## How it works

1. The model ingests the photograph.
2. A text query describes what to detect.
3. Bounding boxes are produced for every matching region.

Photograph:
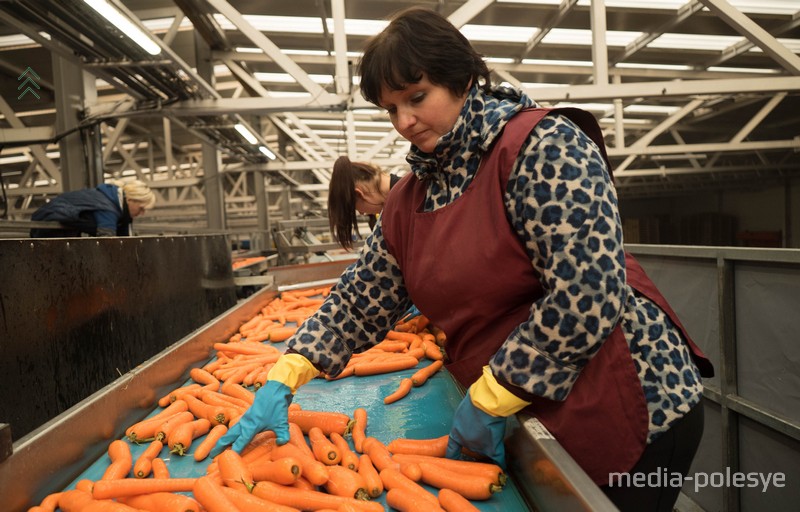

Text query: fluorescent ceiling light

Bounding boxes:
[84,0,161,55]
[253,72,333,84]
[521,82,569,89]
[259,146,276,160]
[496,0,799,15]
[234,123,258,144]
[542,28,642,46]
[706,66,780,74]
[648,33,741,51]
[522,58,594,67]
[616,62,692,71]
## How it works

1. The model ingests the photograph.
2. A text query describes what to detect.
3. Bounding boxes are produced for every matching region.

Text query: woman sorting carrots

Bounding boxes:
[215,7,713,511]
[327,156,403,250]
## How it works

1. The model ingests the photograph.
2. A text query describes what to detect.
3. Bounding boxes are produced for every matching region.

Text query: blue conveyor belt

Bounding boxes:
[62,340,530,511]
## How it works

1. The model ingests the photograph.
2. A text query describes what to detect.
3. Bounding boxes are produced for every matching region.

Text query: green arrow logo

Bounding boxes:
[18,66,41,99]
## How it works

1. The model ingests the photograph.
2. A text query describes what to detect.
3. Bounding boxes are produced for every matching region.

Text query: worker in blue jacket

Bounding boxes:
[30,179,155,238]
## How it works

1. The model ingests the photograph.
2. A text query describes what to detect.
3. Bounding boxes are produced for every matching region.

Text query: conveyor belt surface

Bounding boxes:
[58,333,530,510]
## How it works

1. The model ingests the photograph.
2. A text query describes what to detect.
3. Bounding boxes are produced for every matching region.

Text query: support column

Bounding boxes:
[251,170,270,252]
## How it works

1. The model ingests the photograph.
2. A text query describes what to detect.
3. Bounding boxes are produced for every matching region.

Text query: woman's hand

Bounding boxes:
[446,390,509,467]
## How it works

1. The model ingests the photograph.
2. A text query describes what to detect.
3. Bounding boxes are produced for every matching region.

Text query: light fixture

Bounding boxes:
[234,123,258,144]
[84,0,161,55]
[259,146,276,160]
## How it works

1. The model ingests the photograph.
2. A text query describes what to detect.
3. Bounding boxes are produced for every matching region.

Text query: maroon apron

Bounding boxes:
[382,108,713,484]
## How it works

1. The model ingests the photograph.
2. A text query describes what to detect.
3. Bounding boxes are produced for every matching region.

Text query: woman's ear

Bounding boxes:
[354,186,366,200]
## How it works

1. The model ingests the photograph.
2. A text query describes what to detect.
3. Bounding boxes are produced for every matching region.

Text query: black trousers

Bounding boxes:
[601,402,704,512]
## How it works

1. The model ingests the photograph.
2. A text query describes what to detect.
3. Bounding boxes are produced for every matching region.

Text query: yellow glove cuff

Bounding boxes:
[469,366,531,417]
[267,353,320,394]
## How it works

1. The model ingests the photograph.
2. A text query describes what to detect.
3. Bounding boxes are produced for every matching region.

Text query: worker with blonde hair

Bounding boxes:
[30,178,156,237]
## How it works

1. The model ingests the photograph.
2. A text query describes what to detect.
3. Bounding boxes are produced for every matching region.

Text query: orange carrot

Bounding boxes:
[288,422,314,458]
[32,491,62,512]
[362,437,397,471]
[410,360,444,387]
[158,383,202,407]
[330,432,359,471]
[194,424,229,462]
[272,442,330,486]
[249,456,302,485]
[125,400,189,442]
[353,356,419,376]
[252,481,384,512]
[151,458,169,479]
[309,427,341,465]
[288,410,352,436]
[324,465,369,500]
[217,448,255,492]
[390,454,505,486]
[438,488,481,512]
[192,476,240,512]
[400,462,422,482]
[191,366,222,389]
[417,462,502,500]
[379,467,439,506]
[132,439,163,478]
[267,326,298,342]
[351,408,368,453]
[386,487,446,512]
[120,492,202,512]
[155,411,195,443]
[291,476,316,491]
[387,435,449,457]
[91,478,197,499]
[218,485,301,512]
[385,331,423,345]
[357,454,383,499]
[56,490,93,512]
[423,341,444,361]
[183,394,230,427]
[101,440,132,480]
[72,501,140,512]
[220,381,255,405]
[169,418,211,456]
[384,378,413,405]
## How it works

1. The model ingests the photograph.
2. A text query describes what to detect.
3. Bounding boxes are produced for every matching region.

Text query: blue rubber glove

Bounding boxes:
[401,304,421,322]
[211,380,292,455]
[446,389,509,468]
[446,366,531,468]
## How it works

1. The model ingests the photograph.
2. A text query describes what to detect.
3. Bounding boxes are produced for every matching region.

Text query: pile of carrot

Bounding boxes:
[28,287,503,512]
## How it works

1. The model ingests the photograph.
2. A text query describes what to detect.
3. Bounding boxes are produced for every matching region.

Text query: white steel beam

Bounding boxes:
[447,0,495,28]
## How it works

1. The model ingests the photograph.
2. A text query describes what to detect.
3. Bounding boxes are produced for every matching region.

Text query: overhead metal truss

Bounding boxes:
[0,0,798,231]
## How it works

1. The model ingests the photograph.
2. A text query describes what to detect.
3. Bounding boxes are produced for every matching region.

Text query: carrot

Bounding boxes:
[194,424,229,462]
[249,456,302,485]
[151,458,170,479]
[191,366,222,388]
[119,492,202,512]
[75,479,94,492]
[288,422,314,458]
[362,437,397,471]
[288,410,352,436]
[324,465,370,500]
[438,488,481,512]
[169,418,211,456]
[158,383,202,407]
[213,341,278,356]
[330,432,359,470]
[400,462,422,482]
[353,356,419,376]
[379,467,439,506]
[417,462,502,500]
[387,435,449,457]
[410,360,444,386]
[32,491,62,512]
[218,485,301,512]
[200,389,251,411]
[272,442,330,486]
[220,381,255,405]
[92,478,196,499]
[217,449,255,490]
[292,476,316,491]
[267,326,298,342]
[357,454,383,499]
[56,490,93,512]
[386,487,446,512]
[423,341,444,361]
[351,408,368,453]
[77,501,142,512]
[125,400,189,442]
[133,439,163,478]
[101,440,132,480]
[252,481,384,512]
[390,454,506,486]
[192,476,240,512]
[384,378,413,405]
[155,411,195,443]
[309,427,341,465]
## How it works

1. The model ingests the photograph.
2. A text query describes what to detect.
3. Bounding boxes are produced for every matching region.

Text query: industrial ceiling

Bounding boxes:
[0,0,798,236]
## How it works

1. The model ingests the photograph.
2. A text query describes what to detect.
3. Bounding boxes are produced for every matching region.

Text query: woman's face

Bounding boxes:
[127,198,147,218]
[379,74,466,153]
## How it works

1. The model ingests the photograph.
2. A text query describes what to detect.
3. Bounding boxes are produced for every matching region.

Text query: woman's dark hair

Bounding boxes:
[328,156,382,250]
[359,6,491,107]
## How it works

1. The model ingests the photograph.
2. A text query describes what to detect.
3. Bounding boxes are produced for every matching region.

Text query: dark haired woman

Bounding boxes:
[327,156,401,250]
[216,8,712,511]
